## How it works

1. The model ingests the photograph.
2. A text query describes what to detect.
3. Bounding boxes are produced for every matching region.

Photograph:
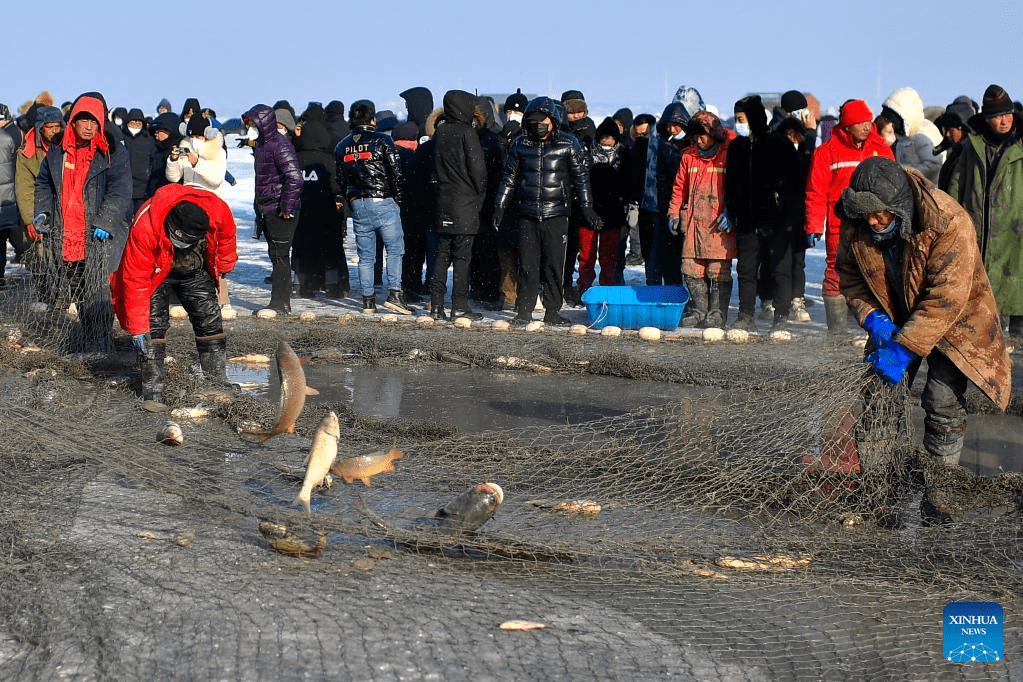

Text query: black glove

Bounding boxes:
[582,207,603,230]
[492,207,504,231]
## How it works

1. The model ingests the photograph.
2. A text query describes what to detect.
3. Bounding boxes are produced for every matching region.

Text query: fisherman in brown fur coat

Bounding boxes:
[836,156,1011,524]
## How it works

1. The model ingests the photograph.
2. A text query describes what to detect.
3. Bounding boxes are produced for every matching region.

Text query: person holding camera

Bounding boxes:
[166,114,227,197]
[111,183,237,406]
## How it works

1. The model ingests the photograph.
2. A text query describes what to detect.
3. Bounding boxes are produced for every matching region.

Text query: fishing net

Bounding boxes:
[0,272,1020,681]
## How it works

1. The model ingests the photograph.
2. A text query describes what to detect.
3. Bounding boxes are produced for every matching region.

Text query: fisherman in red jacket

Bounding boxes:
[804,99,894,332]
[110,183,237,406]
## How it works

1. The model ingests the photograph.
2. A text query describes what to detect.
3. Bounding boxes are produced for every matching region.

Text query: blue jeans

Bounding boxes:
[350,198,404,296]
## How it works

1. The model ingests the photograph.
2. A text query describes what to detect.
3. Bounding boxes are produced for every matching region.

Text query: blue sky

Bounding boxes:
[6,1,1021,121]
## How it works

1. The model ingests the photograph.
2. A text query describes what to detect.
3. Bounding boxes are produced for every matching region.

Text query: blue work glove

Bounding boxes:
[33,212,50,234]
[865,340,916,384]
[714,211,733,233]
[806,232,822,248]
[862,310,898,349]
[667,217,680,235]
[131,333,148,353]
[91,227,111,240]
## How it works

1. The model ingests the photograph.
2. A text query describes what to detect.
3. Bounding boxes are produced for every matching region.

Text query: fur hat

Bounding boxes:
[840,156,914,240]
[349,99,376,127]
[560,89,587,115]
[504,89,528,114]
[981,84,1013,118]
[165,201,210,248]
[839,99,873,128]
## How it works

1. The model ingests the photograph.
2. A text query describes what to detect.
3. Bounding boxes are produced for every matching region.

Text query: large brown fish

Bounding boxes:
[243,341,318,442]
[293,411,340,513]
[331,446,404,486]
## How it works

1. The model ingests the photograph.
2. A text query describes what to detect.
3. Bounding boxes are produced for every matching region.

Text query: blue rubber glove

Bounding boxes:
[132,334,148,353]
[865,340,916,384]
[91,227,111,240]
[667,217,680,235]
[862,310,899,349]
[806,232,822,248]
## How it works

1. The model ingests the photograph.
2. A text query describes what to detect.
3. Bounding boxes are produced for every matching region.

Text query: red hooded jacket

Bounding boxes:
[805,126,894,239]
[110,184,237,334]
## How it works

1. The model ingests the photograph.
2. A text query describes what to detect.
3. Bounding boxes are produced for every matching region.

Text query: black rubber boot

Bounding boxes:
[706,279,731,328]
[681,277,708,328]
[823,295,850,335]
[141,339,167,405]
[362,296,376,314]
[383,289,416,315]
[196,335,229,385]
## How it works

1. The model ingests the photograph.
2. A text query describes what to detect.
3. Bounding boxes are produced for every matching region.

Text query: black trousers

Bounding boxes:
[259,206,298,309]
[150,268,224,340]
[920,350,968,462]
[516,215,568,319]
[736,226,793,318]
[431,233,475,311]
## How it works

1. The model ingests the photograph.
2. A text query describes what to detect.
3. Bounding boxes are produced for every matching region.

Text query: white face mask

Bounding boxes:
[114,118,123,126]
[670,130,686,141]
[734,122,750,137]
[507,111,523,124]
[600,144,615,151]
[246,126,259,140]
[127,126,142,136]
[191,136,204,148]
[278,127,288,136]
[883,133,897,146]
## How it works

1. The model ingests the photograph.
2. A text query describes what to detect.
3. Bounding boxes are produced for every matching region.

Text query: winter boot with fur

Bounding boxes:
[681,277,708,328]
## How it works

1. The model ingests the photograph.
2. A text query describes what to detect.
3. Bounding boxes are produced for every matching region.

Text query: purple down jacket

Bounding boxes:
[243,104,302,214]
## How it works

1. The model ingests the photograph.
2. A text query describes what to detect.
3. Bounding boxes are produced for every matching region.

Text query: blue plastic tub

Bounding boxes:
[580,285,689,330]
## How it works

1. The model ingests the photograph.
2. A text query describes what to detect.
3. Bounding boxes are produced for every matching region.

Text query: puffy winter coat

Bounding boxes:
[34,123,132,272]
[805,126,894,239]
[0,124,17,228]
[494,97,593,221]
[110,183,237,335]
[434,90,487,233]
[294,120,342,264]
[668,141,736,261]
[243,104,302,214]
[838,168,1010,410]
[335,125,404,201]
[725,103,804,234]
[589,140,630,226]
[165,129,227,198]
[124,128,157,201]
[947,114,1023,315]
[882,87,944,184]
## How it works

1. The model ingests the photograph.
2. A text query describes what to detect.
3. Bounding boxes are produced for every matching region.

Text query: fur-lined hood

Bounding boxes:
[425,107,445,138]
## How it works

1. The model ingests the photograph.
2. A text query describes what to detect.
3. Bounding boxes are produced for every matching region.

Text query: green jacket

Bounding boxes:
[947,126,1023,315]
[16,145,46,226]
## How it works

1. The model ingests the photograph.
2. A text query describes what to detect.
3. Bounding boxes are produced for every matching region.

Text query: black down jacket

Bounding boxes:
[494,97,593,221]
[434,89,487,233]
[334,126,404,201]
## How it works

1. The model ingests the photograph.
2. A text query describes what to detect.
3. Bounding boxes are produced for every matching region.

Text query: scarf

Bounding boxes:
[60,96,109,262]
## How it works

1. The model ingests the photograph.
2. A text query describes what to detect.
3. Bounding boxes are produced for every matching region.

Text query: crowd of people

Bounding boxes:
[0,84,1017,516]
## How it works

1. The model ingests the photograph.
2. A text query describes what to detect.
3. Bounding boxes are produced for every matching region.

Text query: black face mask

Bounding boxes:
[526,121,550,140]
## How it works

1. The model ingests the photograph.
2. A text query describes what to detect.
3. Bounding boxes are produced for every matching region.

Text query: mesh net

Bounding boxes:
[1,270,1020,680]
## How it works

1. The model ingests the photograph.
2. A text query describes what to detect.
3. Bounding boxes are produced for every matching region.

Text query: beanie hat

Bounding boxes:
[839,99,873,128]
[780,90,808,113]
[504,88,528,114]
[560,89,587,115]
[185,115,210,138]
[981,84,1013,118]
[165,201,210,248]
[349,99,376,127]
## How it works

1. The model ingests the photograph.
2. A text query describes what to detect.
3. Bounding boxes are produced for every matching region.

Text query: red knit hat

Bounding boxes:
[839,99,872,128]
